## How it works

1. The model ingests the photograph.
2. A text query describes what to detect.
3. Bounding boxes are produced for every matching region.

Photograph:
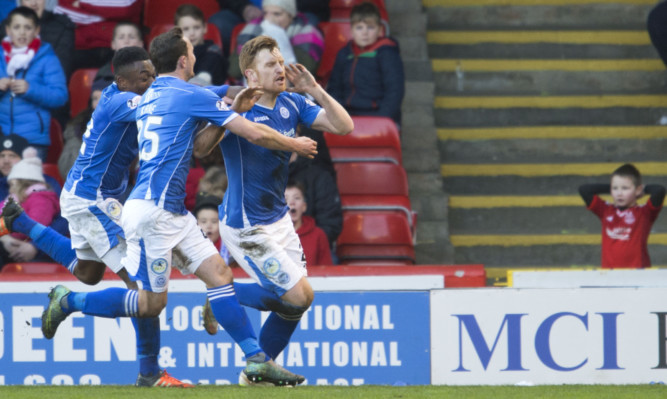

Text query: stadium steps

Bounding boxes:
[425,0,667,273]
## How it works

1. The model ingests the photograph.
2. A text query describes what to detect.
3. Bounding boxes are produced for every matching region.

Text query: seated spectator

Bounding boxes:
[54,0,143,70]
[194,191,234,266]
[229,0,324,80]
[209,0,329,57]
[0,134,61,200]
[19,0,75,79]
[94,22,144,85]
[326,2,405,126]
[0,6,68,160]
[57,78,110,180]
[198,165,228,199]
[285,180,332,265]
[288,149,342,250]
[175,4,228,86]
[0,147,62,265]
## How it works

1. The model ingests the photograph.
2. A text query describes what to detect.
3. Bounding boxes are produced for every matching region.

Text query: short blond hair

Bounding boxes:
[239,35,279,75]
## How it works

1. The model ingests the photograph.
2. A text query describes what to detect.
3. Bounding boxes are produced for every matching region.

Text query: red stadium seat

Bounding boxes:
[316,22,351,86]
[143,0,220,29]
[47,119,63,164]
[336,212,415,265]
[324,116,402,164]
[146,23,223,51]
[43,163,64,186]
[229,23,246,55]
[68,68,98,118]
[329,0,389,22]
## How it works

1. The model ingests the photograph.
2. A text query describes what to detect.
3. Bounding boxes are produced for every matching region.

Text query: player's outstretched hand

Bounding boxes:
[285,64,318,93]
[294,136,318,159]
[231,87,264,113]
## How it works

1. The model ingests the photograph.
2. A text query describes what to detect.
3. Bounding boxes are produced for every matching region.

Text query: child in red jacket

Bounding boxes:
[285,180,332,266]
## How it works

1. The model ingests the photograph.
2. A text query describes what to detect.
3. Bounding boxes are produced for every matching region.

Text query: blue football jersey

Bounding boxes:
[64,83,141,201]
[219,91,322,228]
[130,76,236,214]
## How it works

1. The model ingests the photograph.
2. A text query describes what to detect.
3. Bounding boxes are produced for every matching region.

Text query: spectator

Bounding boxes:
[175,4,228,86]
[285,180,332,266]
[288,150,342,250]
[210,1,329,58]
[228,0,324,80]
[93,21,144,85]
[198,165,228,199]
[579,163,666,268]
[326,2,405,126]
[0,6,68,160]
[57,78,110,180]
[54,0,143,70]
[0,134,61,200]
[0,146,62,264]
[194,191,235,266]
[648,1,667,68]
[19,0,75,79]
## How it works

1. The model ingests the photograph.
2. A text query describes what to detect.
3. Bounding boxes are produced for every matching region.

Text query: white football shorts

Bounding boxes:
[220,212,307,297]
[60,188,126,273]
[121,199,218,293]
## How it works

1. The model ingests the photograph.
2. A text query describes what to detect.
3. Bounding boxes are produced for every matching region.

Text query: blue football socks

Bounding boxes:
[259,312,302,360]
[207,284,262,358]
[11,211,37,235]
[64,288,138,318]
[30,224,78,272]
[132,317,160,377]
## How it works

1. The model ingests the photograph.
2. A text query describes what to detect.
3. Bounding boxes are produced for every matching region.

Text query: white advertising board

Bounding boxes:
[431,288,667,385]
[510,269,667,289]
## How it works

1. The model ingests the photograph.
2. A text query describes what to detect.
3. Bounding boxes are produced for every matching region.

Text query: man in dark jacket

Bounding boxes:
[288,152,342,249]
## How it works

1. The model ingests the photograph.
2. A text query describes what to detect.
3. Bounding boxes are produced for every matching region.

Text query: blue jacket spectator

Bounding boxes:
[326,36,405,126]
[1,7,67,160]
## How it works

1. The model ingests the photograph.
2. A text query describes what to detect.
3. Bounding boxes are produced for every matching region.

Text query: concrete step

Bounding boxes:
[425,4,652,30]
[435,107,667,127]
[441,175,667,195]
[437,125,667,140]
[427,30,651,45]
[439,138,667,163]
[449,205,667,235]
[435,70,667,95]
[428,43,658,59]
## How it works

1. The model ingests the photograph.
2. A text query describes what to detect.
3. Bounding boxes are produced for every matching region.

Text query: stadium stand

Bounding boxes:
[329,0,389,24]
[47,119,63,164]
[43,163,64,186]
[316,21,351,85]
[68,68,98,118]
[324,116,402,165]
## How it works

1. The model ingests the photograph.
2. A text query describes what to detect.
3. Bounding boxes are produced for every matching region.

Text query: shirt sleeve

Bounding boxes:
[588,195,608,219]
[110,92,141,123]
[204,84,230,98]
[290,92,322,128]
[189,86,239,127]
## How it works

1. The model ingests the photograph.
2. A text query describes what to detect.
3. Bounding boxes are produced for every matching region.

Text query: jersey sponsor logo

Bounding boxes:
[154,275,167,288]
[280,106,290,119]
[127,96,141,109]
[151,258,168,274]
[254,116,270,122]
[105,199,122,220]
[605,227,631,241]
[277,272,290,285]
[263,257,281,276]
[216,100,230,111]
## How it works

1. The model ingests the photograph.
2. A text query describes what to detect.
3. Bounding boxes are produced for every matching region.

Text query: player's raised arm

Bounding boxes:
[225,117,318,159]
[285,63,354,136]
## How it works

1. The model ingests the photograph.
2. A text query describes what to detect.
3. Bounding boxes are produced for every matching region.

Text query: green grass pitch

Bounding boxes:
[1,385,666,398]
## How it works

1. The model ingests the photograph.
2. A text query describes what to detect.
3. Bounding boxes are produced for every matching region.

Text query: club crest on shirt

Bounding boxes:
[305,98,316,107]
[280,106,289,119]
[127,95,141,109]
[216,100,230,111]
[263,258,281,276]
[151,258,168,274]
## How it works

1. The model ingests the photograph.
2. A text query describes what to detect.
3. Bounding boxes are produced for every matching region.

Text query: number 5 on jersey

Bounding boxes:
[137,116,162,161]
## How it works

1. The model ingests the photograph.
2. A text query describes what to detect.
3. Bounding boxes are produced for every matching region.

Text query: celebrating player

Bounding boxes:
[39,28,316,386]
[196,35,353,385]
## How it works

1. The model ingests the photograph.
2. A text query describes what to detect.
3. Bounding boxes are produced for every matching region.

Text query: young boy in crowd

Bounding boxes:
[579,163,666,268]
[326,1,404,126]
[194,192,233,266]
[285,180,332,266]
[175,4,228,86]
[94,22,144,85]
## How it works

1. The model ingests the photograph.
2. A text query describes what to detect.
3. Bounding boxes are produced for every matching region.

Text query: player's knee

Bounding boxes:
[73,262,105,285]
[138,291,167,317]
